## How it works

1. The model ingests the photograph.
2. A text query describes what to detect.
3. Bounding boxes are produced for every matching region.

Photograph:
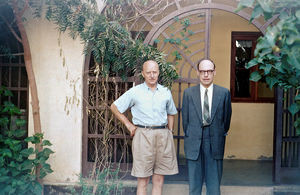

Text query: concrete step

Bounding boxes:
[148,184,273,195]
[121,181,300,195]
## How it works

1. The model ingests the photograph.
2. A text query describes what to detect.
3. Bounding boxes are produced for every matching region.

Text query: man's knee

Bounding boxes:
[152,174,164,187]
[137,177,150,187]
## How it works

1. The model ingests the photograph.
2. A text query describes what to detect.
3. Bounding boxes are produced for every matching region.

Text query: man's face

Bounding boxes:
[142,61,159,87]
[197,60,216,88]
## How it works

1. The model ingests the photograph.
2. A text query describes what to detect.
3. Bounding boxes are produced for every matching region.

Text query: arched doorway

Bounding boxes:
[82,0,278,176]
[128,0,275,165]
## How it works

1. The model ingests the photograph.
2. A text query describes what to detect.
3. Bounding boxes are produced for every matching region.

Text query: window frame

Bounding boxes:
[230,31,274,103]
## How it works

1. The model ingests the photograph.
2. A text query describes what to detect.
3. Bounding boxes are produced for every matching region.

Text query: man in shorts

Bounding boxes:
[110,60,178,195]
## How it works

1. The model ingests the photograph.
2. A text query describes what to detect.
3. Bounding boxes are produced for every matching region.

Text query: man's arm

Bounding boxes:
[224,90,232,133]
[110,103,136,136]
[167,114,175,131]
[181,90,189,136]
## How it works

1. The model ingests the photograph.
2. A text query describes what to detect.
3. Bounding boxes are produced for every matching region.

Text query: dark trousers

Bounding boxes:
[187,126,223,195]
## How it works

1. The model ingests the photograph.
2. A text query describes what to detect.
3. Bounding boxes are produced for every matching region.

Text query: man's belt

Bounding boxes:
[136,124,167,129]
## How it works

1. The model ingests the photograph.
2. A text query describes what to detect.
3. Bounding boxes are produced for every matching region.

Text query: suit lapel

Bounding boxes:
[211,85,221,121]
[191,85,203,123]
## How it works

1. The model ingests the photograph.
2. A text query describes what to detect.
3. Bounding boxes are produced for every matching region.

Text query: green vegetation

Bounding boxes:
[237,0,300,134]
[0,87,53,194]
[45,0,178,88]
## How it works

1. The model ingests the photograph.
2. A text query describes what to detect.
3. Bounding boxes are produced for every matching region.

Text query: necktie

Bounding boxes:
[203,89,210,126]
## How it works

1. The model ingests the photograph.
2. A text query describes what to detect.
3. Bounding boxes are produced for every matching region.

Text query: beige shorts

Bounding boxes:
[131,127,178,177]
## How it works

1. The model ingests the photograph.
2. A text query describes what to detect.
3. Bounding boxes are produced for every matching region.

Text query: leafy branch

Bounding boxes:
[236,0,300,134]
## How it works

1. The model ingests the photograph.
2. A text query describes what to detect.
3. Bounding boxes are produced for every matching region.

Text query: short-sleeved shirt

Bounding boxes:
[113,82,177,126]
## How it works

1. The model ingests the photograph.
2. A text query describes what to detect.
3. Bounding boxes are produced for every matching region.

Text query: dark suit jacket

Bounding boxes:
[182,84,232,160]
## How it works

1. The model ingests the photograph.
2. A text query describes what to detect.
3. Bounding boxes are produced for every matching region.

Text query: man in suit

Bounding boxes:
[182,59,232,195]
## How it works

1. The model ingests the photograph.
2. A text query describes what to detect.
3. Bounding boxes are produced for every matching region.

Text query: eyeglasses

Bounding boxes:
[199,69,215,75]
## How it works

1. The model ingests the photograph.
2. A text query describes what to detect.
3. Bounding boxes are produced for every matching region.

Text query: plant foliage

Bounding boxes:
[0,87,54,194]
[237,0,300,135]
[68,168,123,195]
[45,0,178,88]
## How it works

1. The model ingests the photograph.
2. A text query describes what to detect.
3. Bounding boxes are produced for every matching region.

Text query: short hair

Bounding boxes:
[197,58,216,70]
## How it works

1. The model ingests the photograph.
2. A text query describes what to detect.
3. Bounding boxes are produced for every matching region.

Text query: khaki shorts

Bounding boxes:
[131,127,178,177]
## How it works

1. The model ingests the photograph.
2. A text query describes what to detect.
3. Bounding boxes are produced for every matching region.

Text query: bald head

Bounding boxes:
[142,60,159,89]
[142,60,159,71]
[197,58,216,88]
[198,59,215,70]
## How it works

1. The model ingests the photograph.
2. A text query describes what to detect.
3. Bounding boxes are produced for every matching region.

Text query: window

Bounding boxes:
[0,7,28,138]
[230,32,274,103]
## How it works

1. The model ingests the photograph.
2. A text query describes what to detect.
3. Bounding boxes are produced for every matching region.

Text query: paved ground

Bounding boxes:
[44,160,300,194]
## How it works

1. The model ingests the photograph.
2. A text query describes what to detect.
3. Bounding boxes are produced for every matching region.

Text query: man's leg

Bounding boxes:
[152,174,164,195]
[187,150,204,195]
[137,177,150,195]
[202,128,223,195]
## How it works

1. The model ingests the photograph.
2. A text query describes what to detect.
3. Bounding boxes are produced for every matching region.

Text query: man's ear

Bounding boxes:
[214,70,216,76]
[141,71,145,78]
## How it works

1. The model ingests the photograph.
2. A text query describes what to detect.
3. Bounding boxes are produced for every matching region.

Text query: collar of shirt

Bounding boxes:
[143,82,162,91]
[200,83,213,93]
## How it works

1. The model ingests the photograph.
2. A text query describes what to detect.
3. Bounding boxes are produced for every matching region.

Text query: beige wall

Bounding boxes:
[25,17,84,183]
[210,10,274,160]
[143,8,274,160]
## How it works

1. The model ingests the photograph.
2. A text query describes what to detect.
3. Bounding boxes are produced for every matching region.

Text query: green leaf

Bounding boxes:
[235,0,255,13]
[188,30,194,35]
[295,94,300,101]
[286,34,299,45]
[263,64,273,75]
[4,90,13,97]
[1,148,12,158]
[249,71,262,82]
[296,10,300,20]
[25,136,35,143]
[250,4,263,22]
[15,118,26,127]
[287,48,300,70]
[296,126,300,136]
[246,58,258,69]
[288,103,300,116]
[20,148,34,157]
[257,0,272,13]
[0,176,10,182]
[41,148,54,157]
[0,117,9,127]
[13,129,26,138]
[259,48,272,57]
[42,140,52,146]
[295,118,300,136]
[266,76,278,89]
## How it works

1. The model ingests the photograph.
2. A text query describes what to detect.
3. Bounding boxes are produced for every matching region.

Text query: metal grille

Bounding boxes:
[274,88,300,183]
[129,0,213,165]
[0,55,28,137]
[82,53,139,176]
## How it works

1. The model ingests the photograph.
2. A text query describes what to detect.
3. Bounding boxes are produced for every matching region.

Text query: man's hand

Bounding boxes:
[127,123,137,137]
[111,103,136,136]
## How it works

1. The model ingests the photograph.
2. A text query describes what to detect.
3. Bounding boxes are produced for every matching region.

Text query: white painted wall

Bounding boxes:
[25,17,84,183]
[23,0,106,185]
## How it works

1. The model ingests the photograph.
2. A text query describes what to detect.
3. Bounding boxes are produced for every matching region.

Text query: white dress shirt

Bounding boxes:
[200,84,213,122]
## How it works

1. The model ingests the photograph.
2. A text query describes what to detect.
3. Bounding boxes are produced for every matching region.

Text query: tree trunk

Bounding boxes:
[12,1,43,182]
